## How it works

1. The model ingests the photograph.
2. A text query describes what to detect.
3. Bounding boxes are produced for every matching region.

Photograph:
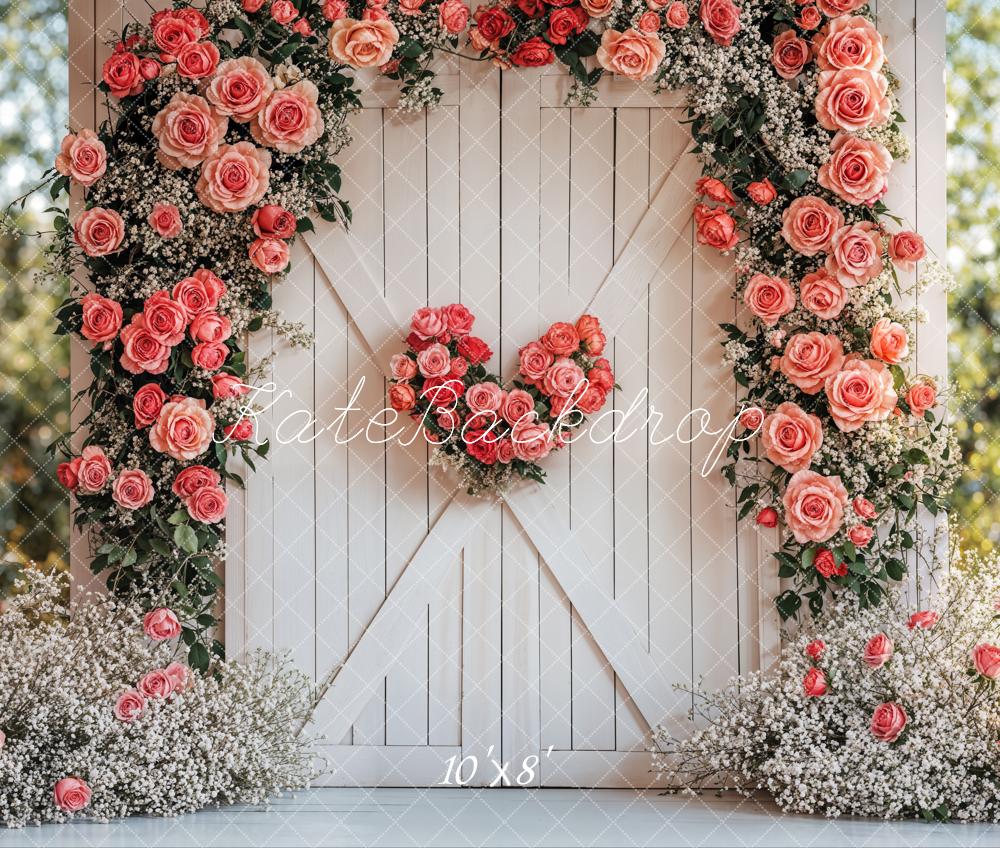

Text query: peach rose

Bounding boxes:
[328,18,399,68]
[172,465,221,498]
[519,341,554,382]
[143,607,181,640]
[173,269,226,317]
[120,315,171,375]
[581,0,614,17]
[74,207,125,257]
[143,290,188,346]
[798,268,846,320]
[152,92,228,170]
[905,381,936,417]
[824,358,897,432]
[818,132,891,207]
[863,630,894,666]
[694,203,739,250]
[80,292,122,346]
[665,1,689,27]
[696,176,736,205]
[889,230,926,271]
[815,14,883,72]
[252,81,324,154]
[148,202,183,238]
[511,420,553,462]
[746,178,777,204]
[114,689,146,722]
[816,0,868,15]
[55,128,107,187]
[439,0,470,32]
[389,353,417,381]
[249,237,290,273]
[53,777,91,813]
[848,524,873,546]
[149,397,215,461]
[112,469,154,510]
[780,196,844,256]
[802,667,827,697]
[743,273,795,327]
[870,702,906,743]
[853,496,876,519]
[972,643,1000,679]
[76,445,112,494]
[139,669,174,699]
[816,68,891,132]
[596,28,666,81]
[699,0,741,46]
[761,401,823,473]
[797,4,821,29]
[186,485,228,523]
[206,57,275,122]
[176,41,220,80]
[771,29,810,80]
[196,142,272,213]
[782,469,848,543]
[869,317,909,364]
[826,221,884,287]
[417,343,451,378]
[779,331,845,394]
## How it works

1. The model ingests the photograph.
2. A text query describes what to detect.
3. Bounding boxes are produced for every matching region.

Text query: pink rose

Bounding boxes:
[780,196,844,256]
[972,643,1000,679]
[57,459,81,491]
[761,402,823,473]
[511,420,553,462]
[815,14,884,72]
[781,469,848,543]
[143,607,181,640]
[196,142,272,214]
[172,465,222,498]
[293,18,313,35]
[905,382,936,417]
[826,221,884,288]
[694,203,739,250]
[399,0,424,14]
[328,18,400,68]
[816,68,891,132]
[696,177,736,205]
[818,132,892,206]
[889,231,926,271]
[271,0,298,24]
[79,292,123,346]
[165,662,191,691]
[848,524,873,546]
[148,202,183,238]
[224,418,255,442]
[743,273,795,327]
[797,4,821,29]
[519,340,554,383]
[805,639,825,660]
[140,58,162,80]
[869,317,909,364]
[323,0,349,19]
[206,57,274,122]
[55,128,107,186]
[251,81,324,154]
[824,358,897,432]
[53,777,91,812]
[417,343,451,378]
[852,496,876,519]
[739,407,763,431]
[466,382,504,413]
[173,269,226,317]
[139,669,174,699]
[581,0,614,17]
[212,373,248,399]
[149,397,215,461]
[143,290,188,346]
[186,484,228,523]
[112,469,154,510]
[411,306,446,340]
[779,332,845,394]
[190,311,233,343]
[772,29,810,80]
[120,315,171,375]
[907,610,939,630]
[74,207,125,257]
[191,341,229,371]
[817,0,870,19]
[802,667,827,697]
[252,204,297,238]
[863,633,893,667]
[152,12,199,60]
[249,237,290,273]
[542,358,586,398]
[442,303,475,336]
[76,445,112,494]
[133,383,167,428]
[114,689,146,722]
[176,41,220,80]
[439,0,470,31]
[102,51,143,98]
[244,0,266,11]
[388,382,417,411]
[596,28,666,82]
[390,354,418,381]
[501,389,536,426]
[665,1,689,27]
[746,178,777,204]
[152,92,228,170]
[699,0,741,46]
[798,268,846,320]
[870,702,907,743]
[756,506,778,528]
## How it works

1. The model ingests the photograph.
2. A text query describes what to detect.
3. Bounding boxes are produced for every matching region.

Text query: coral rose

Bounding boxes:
[699,0,741,46]
[779,331,845,394]
[176,41,220,80]
[80,292,122,347]
[863,632,893,667]
[869,317,909,364]
[74,207,124,257]
[799,268,846,320]
[760,401,823,473]
[780,196,844,256]
[389,382,417,411]
[826,221,884,288]
[501,389,535,426]
[143,607,181,640]
[511,420,553,462]
[390,353,418,381]
[53,777,91,813]
[76,445,112,494]
[805,639,825,660]
[696,177,736,205]
[191,341,229,371]
[114,690,146,722]
[112,469,154,510]
[186,485,228,523]
[249,237,290,273]
[152,92,228,170]
[149,397,215,461]
[802,667,827,697]
[252,205,297,238]
[972,643,1000,679]
[905,381,936,417]
[848,524,873,546]
[797,5,821,30]
[133,383,167,428]
[120,315,171,375]
[541,322,580,356]
[252,81,324,154]
[908,610,939,630]
[212,373,248,399]
[816,68,891,132]
[694,203,739,250]
[771,29,810,80]
[439,0,470,32]
[818,132,892,206]
[172,465,221,498]
[466,382,504,413]
[190,311,232,344]
[815,14,884,72]
[148,202,183,238]
[870,702,906,743]
[781,469,848,543]
[173,269,226,317]
[143,290,188,346]
[206,57,274,122]
[746,178,776,204]
[889,230,926,271]
[328,18,399,68]
[542,358,586,398]
[152,12,199,60]
[581,0,614,17]
[102,51,143,98]
[743,273,795,328]
[597,28,666,81]
[411,306,445,340]
[519,340,554,382]
[816,0,868,15]
[196,142,272,213]
[665,1,689,27]
[55,128,106,187]
[852,496,876,519]
[756,506,778,528]
[824,358,897,432]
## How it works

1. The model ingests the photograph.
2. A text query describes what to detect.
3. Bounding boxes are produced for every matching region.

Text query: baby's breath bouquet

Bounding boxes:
[0,571,319,827]
[656,550,1000,822]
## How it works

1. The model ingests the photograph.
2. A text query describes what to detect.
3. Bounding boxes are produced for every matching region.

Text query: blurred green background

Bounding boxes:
[0,0,997,582]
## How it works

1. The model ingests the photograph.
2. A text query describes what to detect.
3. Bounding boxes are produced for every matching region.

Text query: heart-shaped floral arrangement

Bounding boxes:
[388,304,615,495]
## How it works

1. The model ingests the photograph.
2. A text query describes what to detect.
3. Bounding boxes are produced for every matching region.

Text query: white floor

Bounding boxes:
[4,788,1000,847]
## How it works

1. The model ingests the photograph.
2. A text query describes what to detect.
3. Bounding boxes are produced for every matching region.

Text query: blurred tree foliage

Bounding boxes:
[0,0,68,591]
[948,0,1000,553]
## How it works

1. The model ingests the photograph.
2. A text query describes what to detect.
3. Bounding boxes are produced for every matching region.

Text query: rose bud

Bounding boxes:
[756,507,778,528]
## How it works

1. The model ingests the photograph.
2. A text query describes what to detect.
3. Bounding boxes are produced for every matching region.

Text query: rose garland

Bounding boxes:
[19,0,958,664]
[390,305,614,494]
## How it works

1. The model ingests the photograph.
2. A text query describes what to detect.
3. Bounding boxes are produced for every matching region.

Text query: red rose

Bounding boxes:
[464,429,499,465]
[813,547,846,579]
[755,506,778,528]
[134,383,167,428]
[802,667,827,697]
[252,205,297,238]
[517,0,546,16]
[57,459,81,491]
[540,322,580,356]
[474,7,516,42]
[389,382,417,411]
[547,6,589,45]
[804,639,825,660]
[224,418,255,442]
[457,335,493,365]
[511,36,555,67]
[102,52,143,98]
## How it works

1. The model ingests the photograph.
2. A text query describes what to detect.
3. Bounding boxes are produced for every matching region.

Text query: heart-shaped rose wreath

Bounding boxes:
[389,304,615,495]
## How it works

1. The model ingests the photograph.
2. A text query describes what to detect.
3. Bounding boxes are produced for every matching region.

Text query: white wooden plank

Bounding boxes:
[314,746,460,787]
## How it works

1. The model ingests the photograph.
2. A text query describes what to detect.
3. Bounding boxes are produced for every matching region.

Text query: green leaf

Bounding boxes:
[174,523,199,555]
[167,509,188,525]
[189,641,210,672]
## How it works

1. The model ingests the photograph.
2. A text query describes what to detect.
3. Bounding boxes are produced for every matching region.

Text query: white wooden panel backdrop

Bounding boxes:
[68,0,947,788]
